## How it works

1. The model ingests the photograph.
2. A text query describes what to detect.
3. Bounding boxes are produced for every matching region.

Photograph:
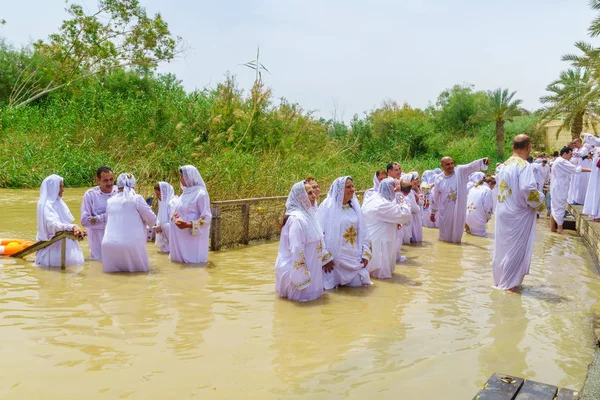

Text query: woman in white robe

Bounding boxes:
[363,170,387,200]
[361,178,411,279]
[465,176,495,237]
[169,165,212,263]
[275,181,333,301]
[421,170,436,228]
[409,172,424,243]
[467,172,485,194]
[154,182,178,253]
[34,175,85,268]
[317,176,373,288]
[102,174,157,273]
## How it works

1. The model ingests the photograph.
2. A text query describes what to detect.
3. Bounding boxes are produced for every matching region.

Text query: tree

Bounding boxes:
[9,0,181,108]
[434,84,488,133]
[540,68,598,140]
[480,88,523,159]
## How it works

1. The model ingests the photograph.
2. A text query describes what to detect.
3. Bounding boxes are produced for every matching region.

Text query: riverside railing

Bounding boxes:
[209,191,365,251]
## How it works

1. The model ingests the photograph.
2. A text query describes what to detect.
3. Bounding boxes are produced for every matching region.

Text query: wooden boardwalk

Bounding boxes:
[473,373,579,399]
[9,231,81,269]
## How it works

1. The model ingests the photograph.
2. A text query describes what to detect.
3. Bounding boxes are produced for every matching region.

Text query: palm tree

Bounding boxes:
[539,68,598,140]
[481,89,523,159]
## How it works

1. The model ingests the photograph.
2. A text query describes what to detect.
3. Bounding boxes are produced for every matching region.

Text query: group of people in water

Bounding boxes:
[35,165,212,272]
[275,133,583,300]
[32,131,600,298]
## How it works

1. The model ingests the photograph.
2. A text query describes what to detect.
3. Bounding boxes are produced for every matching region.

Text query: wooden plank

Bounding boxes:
[473,373,524,400]
[241,203,250,245]
[10,231,76,259]
[210,206,222,251]
[556,388,579,400]
[514,380,557,399]
[60,238,66,270]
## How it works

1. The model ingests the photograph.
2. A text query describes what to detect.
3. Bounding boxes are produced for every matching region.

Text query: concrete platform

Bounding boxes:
[567,205,600,266]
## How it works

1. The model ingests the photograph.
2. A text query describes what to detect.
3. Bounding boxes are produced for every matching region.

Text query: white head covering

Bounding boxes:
[157,182,175,226]
[285,181,322,243]
[469,172,485,185]
[377,177,396,201]
[410,171,419,181]
[36,174,74,241]
[180,165,207,192]
[317,176,367,261]
[117,173,137,199]
[421,170,434,184]
[433,168,442,175]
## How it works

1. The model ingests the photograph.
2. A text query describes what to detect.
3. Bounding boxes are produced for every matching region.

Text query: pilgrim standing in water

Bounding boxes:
[420,170,436,228]
[492,135,545,292]
[465,176,496,237]
[409,172,424,243]
[568,138,593,205]
[101,173,157,273]
[305,176,322,208]
[35,175,85,268]
[363,170,387,200]
[80,166,118,260]
[169,165,212,263]
[318,176,373,288]
[154,182,178,253]
[583,133,600,221]
[362,178,411,279]
[275,181,334,301]
[430,156,489,243]
[395,180,413,262]
[550,147,591,234]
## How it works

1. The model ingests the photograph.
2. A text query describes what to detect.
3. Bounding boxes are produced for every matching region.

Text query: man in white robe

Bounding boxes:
[583,133,600,221]
[430,156,490,243]
[493,135,545,291]
[551,146,591,234]
[395,180,413,262]
[81,166,118,260]
[362,178,411,279]
[568,138,593,205]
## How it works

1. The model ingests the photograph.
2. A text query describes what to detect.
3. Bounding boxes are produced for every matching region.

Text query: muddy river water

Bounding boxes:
[0,188,599,399]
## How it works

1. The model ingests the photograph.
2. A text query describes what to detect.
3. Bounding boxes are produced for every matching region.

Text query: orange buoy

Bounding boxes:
[0,239,33,256]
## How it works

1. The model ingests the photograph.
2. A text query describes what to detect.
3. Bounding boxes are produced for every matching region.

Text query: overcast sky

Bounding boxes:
[1,0,596,120]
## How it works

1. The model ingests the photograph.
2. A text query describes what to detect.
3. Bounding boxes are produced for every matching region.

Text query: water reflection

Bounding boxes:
[0,188,599,399]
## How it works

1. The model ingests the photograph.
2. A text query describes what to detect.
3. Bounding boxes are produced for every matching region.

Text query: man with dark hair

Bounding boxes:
[430,155,490,243]
[551,147,591,234]
[81,166,118,260]
[386,162,401,179]
[493,134,545,292]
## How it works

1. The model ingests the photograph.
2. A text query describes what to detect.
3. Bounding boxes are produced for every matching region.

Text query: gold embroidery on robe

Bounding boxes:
[447,189,457,202]
[293,251,308,272]
[527,190,541,204]
[498,179,512,203]
[343,225,358,246]
[503,156,527,168]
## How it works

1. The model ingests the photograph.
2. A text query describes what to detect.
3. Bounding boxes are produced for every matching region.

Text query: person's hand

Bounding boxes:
[175,220,192,230]
[361,258,369,268]
[155,226,163,233]
[483,157,490,166]
[430,214,436,223]
[72,225,86,239]
[322,260,334,273]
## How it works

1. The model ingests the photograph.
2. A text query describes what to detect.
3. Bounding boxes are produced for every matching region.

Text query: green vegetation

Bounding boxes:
[0,1,540,199]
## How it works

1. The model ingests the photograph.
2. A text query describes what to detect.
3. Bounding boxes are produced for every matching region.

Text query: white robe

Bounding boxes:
[35,202,84,268]
[323,205,372,289]
[80,186,118,260]
[551,157,582,225]
[169,188,212,263]
[432,159,488,243]
[155,197,178,253]
[101,193,157,273]
[583,135,600,218]
[465,184,493,237]
[492,156,544,290]
[421,184,435,228]
[410,190,424,243]
[362,192,411,279]
[402,191,421,244]
[569,144,593,205]
[275,217,332,301]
